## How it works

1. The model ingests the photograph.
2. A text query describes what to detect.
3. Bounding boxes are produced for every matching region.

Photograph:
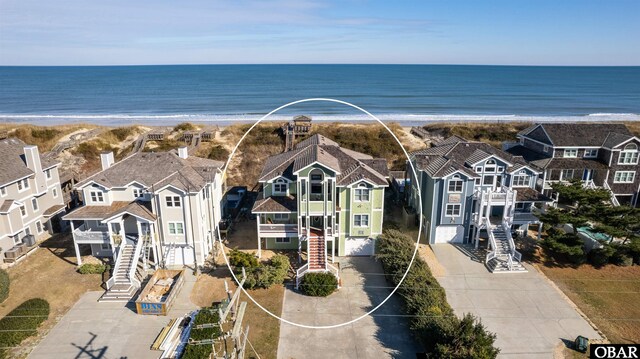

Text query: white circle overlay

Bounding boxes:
[216,98,423,329]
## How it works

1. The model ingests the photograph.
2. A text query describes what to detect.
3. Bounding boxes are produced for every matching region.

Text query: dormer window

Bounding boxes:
[584,149,598,158]
[564,149,578,158]
[448,175,463,193]
[619,143,639,165]
[512,170,530,187]
[90,191,104,203]
[273,179,287,195]
[133,188,144,198]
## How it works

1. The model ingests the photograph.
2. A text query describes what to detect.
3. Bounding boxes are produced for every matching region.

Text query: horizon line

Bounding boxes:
[1,63,640,68]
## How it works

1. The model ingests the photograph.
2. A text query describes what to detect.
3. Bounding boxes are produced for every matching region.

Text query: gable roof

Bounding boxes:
[76,151,223,192]
[522,123,633,147]
[411,136,535,178]
[0,138,58,187]
[259,134,388,186]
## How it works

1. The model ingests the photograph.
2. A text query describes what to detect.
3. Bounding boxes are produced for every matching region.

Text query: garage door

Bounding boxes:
[434,225,464,244]
[344,237,375,256]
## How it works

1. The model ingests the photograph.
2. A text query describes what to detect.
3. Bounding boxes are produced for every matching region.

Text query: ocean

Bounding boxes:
[0,65,639,126]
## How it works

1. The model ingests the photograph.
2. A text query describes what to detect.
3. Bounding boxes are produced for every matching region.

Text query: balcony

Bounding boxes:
[72,224,109,244]
[259,224,297,237]
[513,212,540,224]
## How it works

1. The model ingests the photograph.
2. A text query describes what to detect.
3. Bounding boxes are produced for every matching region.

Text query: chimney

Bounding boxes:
[23,145,43,173]
[100,151,115,170]
[178,147,189,159]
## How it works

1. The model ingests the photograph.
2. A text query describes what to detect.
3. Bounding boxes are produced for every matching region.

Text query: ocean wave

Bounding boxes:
[0,112,638,127]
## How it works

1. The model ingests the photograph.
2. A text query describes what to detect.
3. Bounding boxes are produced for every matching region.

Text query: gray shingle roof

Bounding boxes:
[63,200,155,221]
[259,134,388,186]
[252,196,297,213]
[411,136,534,178]
[525,123,632,147]
[76,151,223,192]
[0,138,58,187]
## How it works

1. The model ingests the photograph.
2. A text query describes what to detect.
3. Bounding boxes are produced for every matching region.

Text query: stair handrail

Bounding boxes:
[485,218,497,264]
[129,238,144,288]
[326,262,340,288]
[295,263,310,289]
[106,245,125,290]
[603,181,620,206]
[502,220,522,263]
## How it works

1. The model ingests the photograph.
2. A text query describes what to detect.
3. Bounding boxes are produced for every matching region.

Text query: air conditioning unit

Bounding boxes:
[14,243,26,254]
[22,234,36,247]
[4,246,21,260]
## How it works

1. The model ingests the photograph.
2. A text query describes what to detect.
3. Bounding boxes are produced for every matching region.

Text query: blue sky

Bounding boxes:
[1,0,639,66]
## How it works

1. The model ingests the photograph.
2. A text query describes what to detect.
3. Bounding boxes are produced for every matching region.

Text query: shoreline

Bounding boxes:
[1,113,639,127]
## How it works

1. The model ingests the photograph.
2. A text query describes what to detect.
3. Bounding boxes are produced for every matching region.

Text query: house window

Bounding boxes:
[36,221,43,233]
[275,237,291,243]
[475,166,482,173]
[20,205,27,217]
[354,184,370,201]
[564,149,578,158]
[561,169,575,180]
[584,149,598,158]
[619,143,639,165]
[52,188,58,198]
[273,179,287,194]
[166,196,181,207]
[614,171,635,183]
[273,213,289,222]
[354,214,369,227]
[0,186,5,196]
[25,227,31,236]
[12,235,21,245]
[483,175,494,185]
[94,220,107,229]
[168,222,185,235]
[474,178,481,186]
[45,169,52,179]
[32,198,39,212]
[445,204,461,217]
[515,202,526,210]
[484,160,496,173]
[90,191,104,203]
[17,178,29,191]
[101,243,111,250]
[448,175,463,193]
[512,171,530,187]
[133,188,144,198]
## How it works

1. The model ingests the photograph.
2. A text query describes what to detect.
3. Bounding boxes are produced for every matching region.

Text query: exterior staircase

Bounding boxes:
[307,236,326,271]
[99,240,143,302]
[486,225,527,273]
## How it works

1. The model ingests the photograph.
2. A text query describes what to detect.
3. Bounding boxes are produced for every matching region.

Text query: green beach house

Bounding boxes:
[252,134,389,283]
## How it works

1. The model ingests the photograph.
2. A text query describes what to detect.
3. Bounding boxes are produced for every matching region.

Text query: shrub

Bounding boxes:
[588,245,616,267]
[611,244,634,267]
[0,298,49,358]
[228,249,258,269]
[243,254,290,289]
[174,122,196,132]
[376,229,499,356]
[30,128,60,141]
[0,269,8,304]
[181,308,222,359]
[78,263,107,274]
[300,272,338,297]
[543,233,586,265]
[208,145,230,161]
[433,313,500,359]
[110,127,135,141]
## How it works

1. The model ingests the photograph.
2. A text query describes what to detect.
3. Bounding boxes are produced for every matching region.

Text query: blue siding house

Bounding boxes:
[407,136,551,272]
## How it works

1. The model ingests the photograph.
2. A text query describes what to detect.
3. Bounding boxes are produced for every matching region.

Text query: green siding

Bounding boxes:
[265,237,299,250]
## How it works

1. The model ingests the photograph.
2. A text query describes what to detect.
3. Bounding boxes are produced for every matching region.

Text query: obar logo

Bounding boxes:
[591,345,639,359]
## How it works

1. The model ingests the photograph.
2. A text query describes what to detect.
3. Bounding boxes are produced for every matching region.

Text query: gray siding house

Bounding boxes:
[407,136,550,272]
[0,138,66,265]
[63,147,224,301]
[507,123,640,207]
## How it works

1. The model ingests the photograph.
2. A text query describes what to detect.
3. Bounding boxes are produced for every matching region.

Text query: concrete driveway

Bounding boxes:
[278,257,421,359]
[431,244,601,358]
[28,272,199,359]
